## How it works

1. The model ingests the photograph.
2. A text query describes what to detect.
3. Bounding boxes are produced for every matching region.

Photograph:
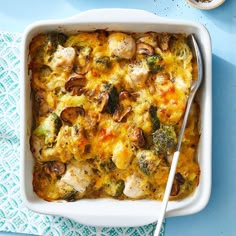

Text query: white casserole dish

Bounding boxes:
[20,8,212,227]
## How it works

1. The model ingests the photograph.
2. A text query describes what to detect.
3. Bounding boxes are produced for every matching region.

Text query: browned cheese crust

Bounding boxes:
[29,31,200,201]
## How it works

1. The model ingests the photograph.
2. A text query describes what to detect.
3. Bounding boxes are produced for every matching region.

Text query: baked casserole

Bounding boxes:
[29,30,200,202]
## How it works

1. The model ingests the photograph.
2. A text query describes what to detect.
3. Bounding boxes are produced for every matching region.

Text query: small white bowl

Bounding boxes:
[186,0,225,10]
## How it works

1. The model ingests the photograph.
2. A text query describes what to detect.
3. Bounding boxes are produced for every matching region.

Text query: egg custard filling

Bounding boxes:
[29,31,200,201]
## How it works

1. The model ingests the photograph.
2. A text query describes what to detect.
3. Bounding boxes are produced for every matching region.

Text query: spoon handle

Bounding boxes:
[153,151,180,236]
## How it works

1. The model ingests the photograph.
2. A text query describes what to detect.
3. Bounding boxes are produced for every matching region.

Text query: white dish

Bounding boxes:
[20,8,212,227]
[186,0,225,10]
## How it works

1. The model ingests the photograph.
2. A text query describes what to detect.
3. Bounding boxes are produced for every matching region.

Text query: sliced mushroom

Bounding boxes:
[119,91,139,101]
[170,173,185,196]
[175,172,185,185]
[113,106,132,122]
[170,179,180,196]
[158,34,171,51]
[137,33,158,48]
[34,90,49,116]
[44,161,66,176]
[60,106,85,126]
[65,75,87,96]
[129,127,146,148]
[119,91,130,100]
[136,43,154,56]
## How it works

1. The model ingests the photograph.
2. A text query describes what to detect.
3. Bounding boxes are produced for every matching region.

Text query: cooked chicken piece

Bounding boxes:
[108,32,136,59]
[61,161,92,193]
[123,174,148,199]
[174,77,189,94]
[125,61,149,88]
[51,45,76,71]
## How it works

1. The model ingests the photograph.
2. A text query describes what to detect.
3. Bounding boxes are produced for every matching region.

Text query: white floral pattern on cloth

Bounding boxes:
[0,32,165,236]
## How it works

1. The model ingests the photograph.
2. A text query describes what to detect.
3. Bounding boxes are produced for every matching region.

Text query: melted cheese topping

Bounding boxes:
[30,31,200,201]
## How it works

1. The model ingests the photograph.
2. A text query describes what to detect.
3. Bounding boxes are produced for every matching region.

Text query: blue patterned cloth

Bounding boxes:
[0,32,165,236]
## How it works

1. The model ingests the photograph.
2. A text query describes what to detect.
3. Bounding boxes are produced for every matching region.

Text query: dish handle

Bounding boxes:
[63,8,164,23]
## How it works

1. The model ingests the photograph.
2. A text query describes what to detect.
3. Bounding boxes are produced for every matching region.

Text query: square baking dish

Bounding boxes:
[20,8,212,227]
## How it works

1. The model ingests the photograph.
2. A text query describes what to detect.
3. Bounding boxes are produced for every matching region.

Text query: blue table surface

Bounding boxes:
[0,0,236,235]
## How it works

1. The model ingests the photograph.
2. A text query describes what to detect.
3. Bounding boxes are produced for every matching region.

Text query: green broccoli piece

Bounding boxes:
[149,105,160,132]
[137,150,161,175]
[100,159,116,173]
[114,180,125,197]
[95,56,112,71]
[104,179,125,197]
[33,113,62,146]
[101,85,119,114]
[47,32,68,53]
[146,54,163,74]
[62,190,78,202]
[152,125,177,156]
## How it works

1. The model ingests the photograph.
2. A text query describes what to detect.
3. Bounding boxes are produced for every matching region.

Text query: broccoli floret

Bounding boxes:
[95,56,112,71]
[47,32,68,53]
[104,179,125,197]
[100,159,116,173]
[100,85,119,114]
[107,86,119,114]
[149,105,160,131]
[33,113,62,146]
[137,150,161,175]
[114,180,125,197]
[152,125,177,156]
[146,54,163,74]
[62,190,78,202]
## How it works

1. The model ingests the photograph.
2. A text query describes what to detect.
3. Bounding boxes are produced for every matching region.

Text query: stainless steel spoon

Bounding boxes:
[153,34,203,236]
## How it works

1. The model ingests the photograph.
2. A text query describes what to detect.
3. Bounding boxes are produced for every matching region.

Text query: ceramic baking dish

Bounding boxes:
[20,8,212,227]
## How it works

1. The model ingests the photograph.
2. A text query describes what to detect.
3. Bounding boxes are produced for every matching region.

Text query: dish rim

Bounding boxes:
[20,8,212,227]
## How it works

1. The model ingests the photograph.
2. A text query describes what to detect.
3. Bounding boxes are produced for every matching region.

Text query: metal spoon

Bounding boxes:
[153,34,203,236]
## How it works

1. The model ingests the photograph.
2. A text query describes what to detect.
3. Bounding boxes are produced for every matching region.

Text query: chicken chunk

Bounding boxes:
[125,61,149,88]
[174,76,189,94]
[51,45,76,71]
[60,161,92,193]
[108,32,136,59]
[123,174,148,199]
